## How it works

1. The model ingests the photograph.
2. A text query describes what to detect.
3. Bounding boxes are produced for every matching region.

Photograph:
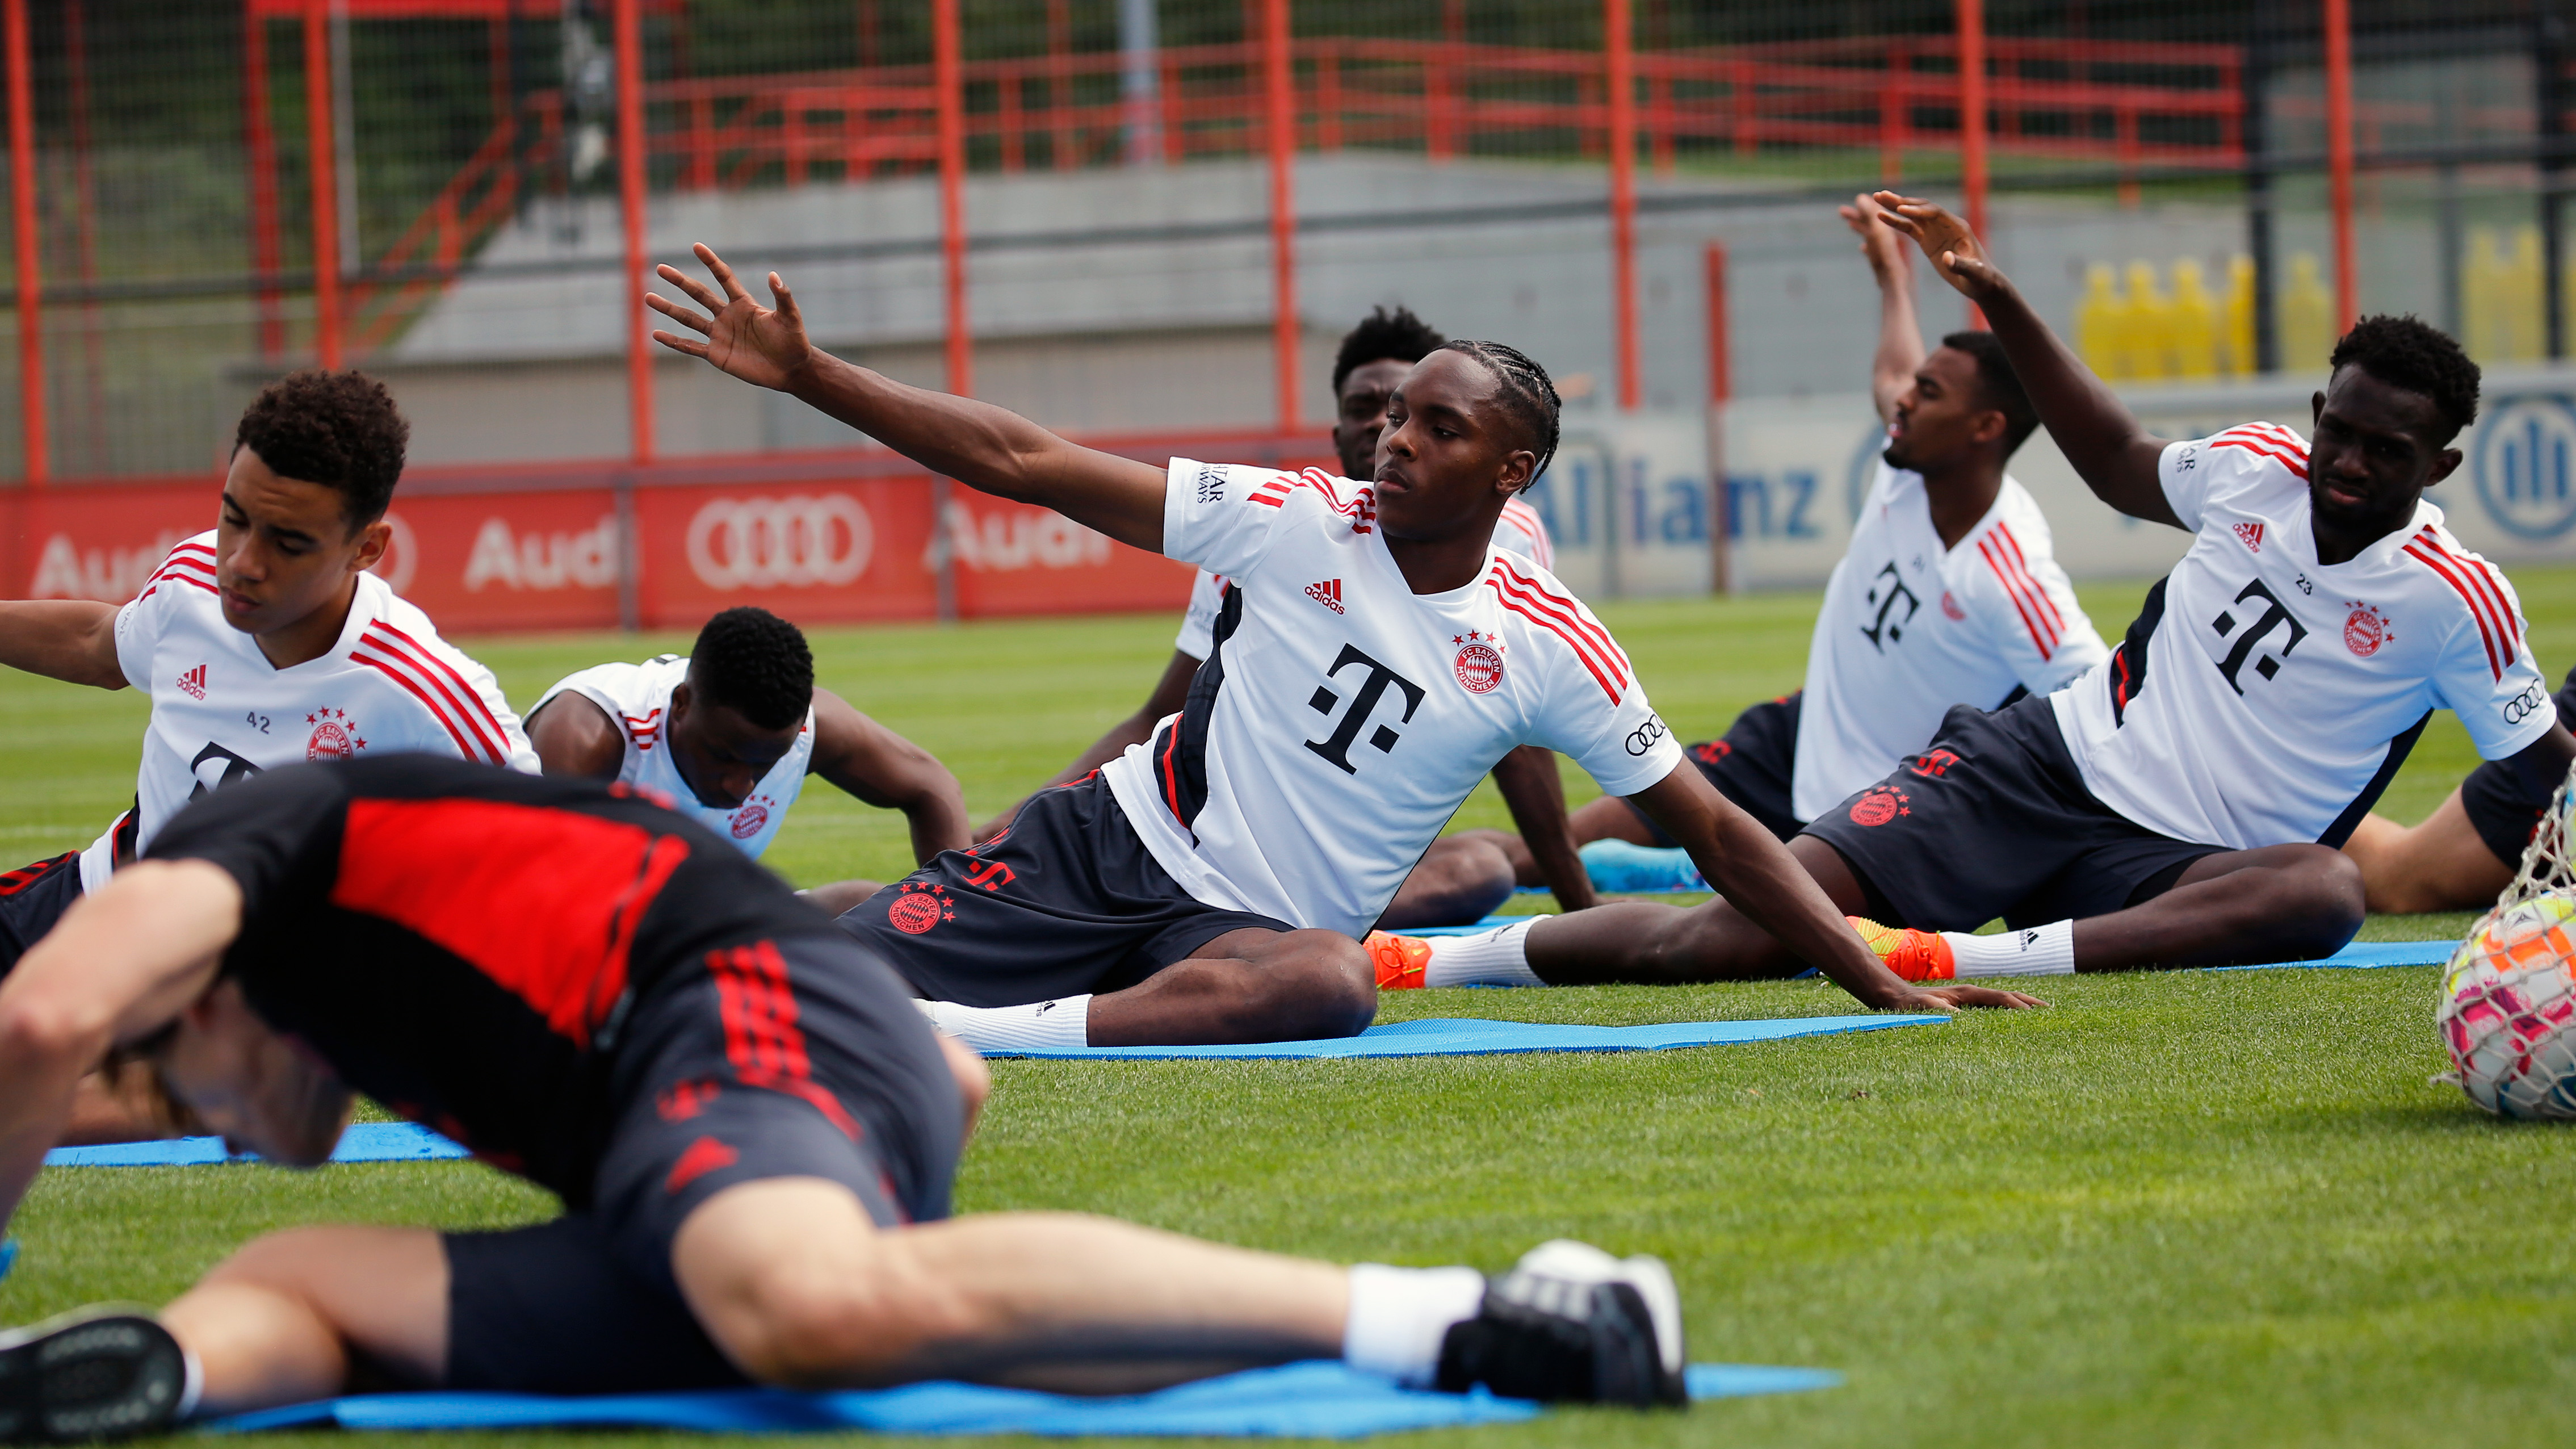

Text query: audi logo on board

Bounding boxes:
[686,494,873,591]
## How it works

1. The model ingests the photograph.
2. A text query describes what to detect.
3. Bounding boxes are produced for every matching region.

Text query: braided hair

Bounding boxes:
[1437,340,1561,488]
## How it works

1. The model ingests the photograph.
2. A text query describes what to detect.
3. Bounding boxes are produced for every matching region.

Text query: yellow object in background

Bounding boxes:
[2168,259,2220,380]
[2075,264,2126,379]
[2280,252,2334,374]
[2225,254,2257,375]
[2124,261,2173,380]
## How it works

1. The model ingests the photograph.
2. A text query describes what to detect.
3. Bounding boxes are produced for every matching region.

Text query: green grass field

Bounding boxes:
[7,572,2576,1447]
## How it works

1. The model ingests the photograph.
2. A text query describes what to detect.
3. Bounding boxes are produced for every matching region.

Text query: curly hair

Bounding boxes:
[1333,305,1447,398]
[1438,340,1562,487]
[690,607,815,731]
[2329,315,2481,444]
[233,369,410,528]
[1940,330,2041,456]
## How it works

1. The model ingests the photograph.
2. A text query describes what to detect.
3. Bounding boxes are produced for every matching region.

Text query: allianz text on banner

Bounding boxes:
[1521,413,1715,599]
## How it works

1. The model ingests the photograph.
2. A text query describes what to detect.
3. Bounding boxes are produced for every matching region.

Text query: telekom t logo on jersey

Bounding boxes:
[2210,577,2308,693]
[1303,644,1426,774]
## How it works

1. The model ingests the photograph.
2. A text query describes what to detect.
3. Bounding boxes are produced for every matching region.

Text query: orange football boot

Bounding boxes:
[1848,916,1954,981]
[1363,931,1432,990]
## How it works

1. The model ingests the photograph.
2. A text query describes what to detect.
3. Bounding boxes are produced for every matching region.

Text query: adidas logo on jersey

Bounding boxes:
[1305,579,1346,614]
[176,664,207,700]
[2234,522,2264,552]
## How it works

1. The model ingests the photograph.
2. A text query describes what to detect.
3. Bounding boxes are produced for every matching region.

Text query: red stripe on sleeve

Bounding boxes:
[351,650,494,761]
[1491,558,1632,680]
[1976,537,2055,660]
[2426,534,2524,655]
[1987,524,2069,637]
[367,620,514,755]
[2402,539,2503,679]
[360,628,508,763]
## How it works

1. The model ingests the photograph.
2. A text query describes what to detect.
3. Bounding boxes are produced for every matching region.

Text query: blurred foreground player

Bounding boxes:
[983,305,1595,926]
[2340,662,2576,912]
[0,759,1686,1438]
[1388,197,2576,990]
[1478,196,2104,893]
[649,245,2030,1051]
[0,370,534,1143]
[530,606,970,912]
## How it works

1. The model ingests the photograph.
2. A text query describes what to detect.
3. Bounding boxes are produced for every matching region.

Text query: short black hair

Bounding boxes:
[689,607,814,731]
[2329,314,2481,445]
[1333,305,1446,398]
[1939,330,2040,457]
[233,369,409,528]
[1438,340,1562,486]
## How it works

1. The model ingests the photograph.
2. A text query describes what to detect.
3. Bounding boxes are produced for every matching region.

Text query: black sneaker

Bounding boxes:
[1436,1240,1687,1408]
[0,1308,187,1443]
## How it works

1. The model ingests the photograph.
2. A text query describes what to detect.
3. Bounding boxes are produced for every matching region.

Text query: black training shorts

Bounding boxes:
[1801,694,2225,932]
[2458,665,2576,867]
[1631,693,1805,844]
[441,929,963,1394]
[0,852,82,975]
[839,771,1293,1008]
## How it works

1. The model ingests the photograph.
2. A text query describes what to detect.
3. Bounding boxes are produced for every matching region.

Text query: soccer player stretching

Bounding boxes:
[980,305,1592,927]
[0,759,1686,1438]
[647,245,2033,1049]
[0,371,533,1141]
[1411,196,2575,990]
[530,605,970,912]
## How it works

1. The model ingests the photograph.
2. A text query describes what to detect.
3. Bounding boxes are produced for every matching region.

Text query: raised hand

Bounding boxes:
[648,244,812,392]
[1836,191,1911,279]
[1866,191,2004,304]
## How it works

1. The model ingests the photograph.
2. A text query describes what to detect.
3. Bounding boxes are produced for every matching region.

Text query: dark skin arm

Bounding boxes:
[809,688,972,866]
[979,648,1201,841]
[1628,764,2042,1012]
[0,601,125,689]
[650,245,1168,550]
[1866,191,2182,529]
[526,694,626,780]
[1492,746,1595,914]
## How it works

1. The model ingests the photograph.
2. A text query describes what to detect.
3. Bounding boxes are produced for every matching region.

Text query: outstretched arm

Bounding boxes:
[1492,747,1595,914]
[978,648,1201,840]
[1837,193,1924,424]
[650,245,1168,551]
[1868,192,2180,529]
[811,689,973,865]
[0,600,125,689]
[0,860,240,1231]
[1627,765,2040,1011]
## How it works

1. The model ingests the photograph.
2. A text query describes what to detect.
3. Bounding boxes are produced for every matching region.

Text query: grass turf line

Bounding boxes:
[4,574,2574,1447]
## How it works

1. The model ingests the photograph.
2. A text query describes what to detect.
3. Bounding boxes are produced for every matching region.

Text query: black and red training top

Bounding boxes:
[142,753,845,1205]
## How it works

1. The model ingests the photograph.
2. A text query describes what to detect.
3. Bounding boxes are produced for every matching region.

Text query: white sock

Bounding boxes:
[1940,919,2076,978]
[1420,918,1545,987]
[175,1346,203,1421]
[1342,1263,1488,1386]
[924,995,1093,1051]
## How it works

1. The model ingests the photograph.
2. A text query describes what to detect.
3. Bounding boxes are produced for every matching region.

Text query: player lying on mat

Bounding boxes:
[530,605,969,914]
[1466,195,2107,894]
[648,244,2034,1050]
[0,759,1688,1440]
[0,371,534,1145]
[2341,660,2576,912]
[1378,195,2576,990]
[979,305,1597,927]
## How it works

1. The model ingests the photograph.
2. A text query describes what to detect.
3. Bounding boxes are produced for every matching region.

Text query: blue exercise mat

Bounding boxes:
[43,1121,467,1169]
[0,1238,16,1283]
[1415,917,2464,972]
[984,1014,1940,1059]
[205,1360,1839,1438]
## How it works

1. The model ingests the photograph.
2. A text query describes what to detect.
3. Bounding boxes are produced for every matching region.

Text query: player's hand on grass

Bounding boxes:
[649,243,813,392]
[1867,191,2005,304]
[1837,192,1911,280]
[1908,983,2048,1011]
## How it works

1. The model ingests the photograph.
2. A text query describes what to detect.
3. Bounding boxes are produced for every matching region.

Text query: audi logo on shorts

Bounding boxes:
[686,494,873,591]
[1625,715,1669,756]
[2504,681,2551,725]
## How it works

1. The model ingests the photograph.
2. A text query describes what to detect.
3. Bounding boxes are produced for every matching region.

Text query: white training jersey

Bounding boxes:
[81,531,538,890]
[1172,495,1553,659]
[1789,460,2108,822]
[2052,422,2552,851]
[1102,461,1682,939]
[531,654,815,858]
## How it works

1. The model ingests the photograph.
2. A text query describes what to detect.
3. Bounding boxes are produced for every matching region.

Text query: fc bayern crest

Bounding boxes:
[1453,630,1505,694]
[2343,602,2392,658]
[888,882,954,935]
[1848,785,1910,827]
[304,706,364,761]
[729,795,775,839]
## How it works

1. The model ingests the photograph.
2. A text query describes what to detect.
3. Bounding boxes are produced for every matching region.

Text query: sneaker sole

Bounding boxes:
[0,1309,185,1443]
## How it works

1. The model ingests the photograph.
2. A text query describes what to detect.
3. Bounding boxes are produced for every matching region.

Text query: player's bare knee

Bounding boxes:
[2271,847,2367,949]
[1251,937,1376,1040]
